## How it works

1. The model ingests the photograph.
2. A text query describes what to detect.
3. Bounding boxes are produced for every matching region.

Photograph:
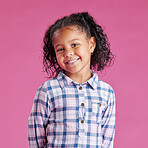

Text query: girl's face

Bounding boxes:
[53,25,96,80]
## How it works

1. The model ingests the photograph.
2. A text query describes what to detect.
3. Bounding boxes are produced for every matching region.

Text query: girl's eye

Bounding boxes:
[72,43,79,48]
[57,48,64,52]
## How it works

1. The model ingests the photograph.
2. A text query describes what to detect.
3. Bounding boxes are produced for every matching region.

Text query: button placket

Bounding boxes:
[79,119,86,138]
[78,85,85,138]
[78,86,84,118]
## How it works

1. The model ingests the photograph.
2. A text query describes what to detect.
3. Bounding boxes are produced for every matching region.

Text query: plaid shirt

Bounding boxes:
[28,71,116,148]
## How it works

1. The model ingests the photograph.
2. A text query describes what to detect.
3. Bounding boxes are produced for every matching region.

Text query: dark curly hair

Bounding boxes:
[43,12,115,78]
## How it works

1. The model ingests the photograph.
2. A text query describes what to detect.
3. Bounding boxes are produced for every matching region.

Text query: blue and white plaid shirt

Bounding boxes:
[28,71,116,148]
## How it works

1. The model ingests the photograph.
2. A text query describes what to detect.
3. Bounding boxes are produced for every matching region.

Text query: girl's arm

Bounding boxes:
[102,90,116,148]
[28,85,51,148]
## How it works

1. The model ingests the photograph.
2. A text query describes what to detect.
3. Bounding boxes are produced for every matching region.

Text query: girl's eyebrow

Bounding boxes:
[54,38,80,49]
[54,44,62,49]
[71,38,80,41]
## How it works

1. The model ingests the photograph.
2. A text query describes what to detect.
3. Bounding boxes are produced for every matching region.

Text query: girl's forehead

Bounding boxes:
[53,25,87,39]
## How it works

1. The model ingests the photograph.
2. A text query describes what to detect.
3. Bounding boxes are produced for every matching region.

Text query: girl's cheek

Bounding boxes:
[56,54,62,59]
[55,53,60,58]
[56,55,63,63]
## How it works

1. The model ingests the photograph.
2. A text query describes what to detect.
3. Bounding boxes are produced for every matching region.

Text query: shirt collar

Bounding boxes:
[87,70,98,89]
[57,70,99,89]
[57,71,73,88]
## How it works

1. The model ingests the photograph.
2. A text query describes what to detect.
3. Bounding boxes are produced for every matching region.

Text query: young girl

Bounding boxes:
[28,12,116,148]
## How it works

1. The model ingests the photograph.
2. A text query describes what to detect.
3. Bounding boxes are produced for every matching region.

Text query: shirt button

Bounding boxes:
[79,86,82,90]
[81,120,84,124]
[99,103,101,107]
[81,103,84,106]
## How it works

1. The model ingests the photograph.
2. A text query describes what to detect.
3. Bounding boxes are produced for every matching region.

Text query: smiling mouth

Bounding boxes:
[66,58,80,64]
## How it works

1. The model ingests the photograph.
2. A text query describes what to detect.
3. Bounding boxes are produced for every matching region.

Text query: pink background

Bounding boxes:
[0,0,148,147]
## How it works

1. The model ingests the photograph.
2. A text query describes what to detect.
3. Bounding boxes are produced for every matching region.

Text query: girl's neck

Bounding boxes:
[65,70,92,84]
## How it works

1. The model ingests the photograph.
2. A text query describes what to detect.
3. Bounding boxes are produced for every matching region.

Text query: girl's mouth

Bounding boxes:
[66,58,80,64]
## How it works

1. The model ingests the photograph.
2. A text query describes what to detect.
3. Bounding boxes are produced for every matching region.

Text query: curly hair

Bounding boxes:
[43,12,115,78]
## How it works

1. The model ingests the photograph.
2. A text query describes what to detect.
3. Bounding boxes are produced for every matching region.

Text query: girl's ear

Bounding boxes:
[89,36,96,53]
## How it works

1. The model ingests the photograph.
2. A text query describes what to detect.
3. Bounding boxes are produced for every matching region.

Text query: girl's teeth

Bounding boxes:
[68,59,77,64]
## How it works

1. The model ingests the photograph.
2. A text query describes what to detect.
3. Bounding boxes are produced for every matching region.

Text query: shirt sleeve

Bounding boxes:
[101,89,116,148]
[28,85,51,148]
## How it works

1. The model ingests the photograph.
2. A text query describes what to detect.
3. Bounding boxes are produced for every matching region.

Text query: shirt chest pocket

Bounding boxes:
[91,102,103,124]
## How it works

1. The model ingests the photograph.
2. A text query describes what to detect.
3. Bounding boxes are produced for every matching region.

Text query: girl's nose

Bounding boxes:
[63,49,74,58]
